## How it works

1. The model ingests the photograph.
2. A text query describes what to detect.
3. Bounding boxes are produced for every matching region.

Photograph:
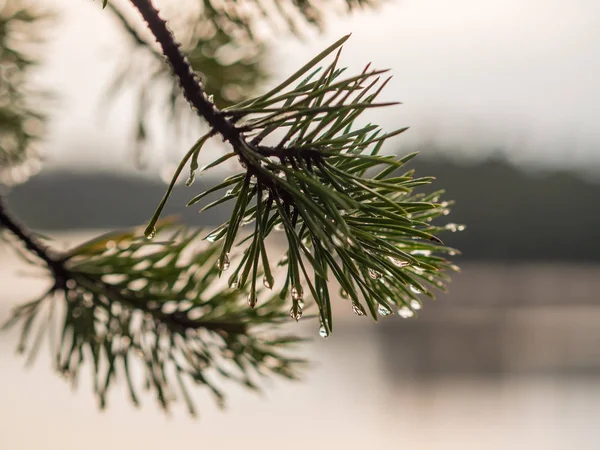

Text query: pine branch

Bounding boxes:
[3,221,307,414]
[128,0,239,142]
[121,0,463,334]
[0,197,68,286]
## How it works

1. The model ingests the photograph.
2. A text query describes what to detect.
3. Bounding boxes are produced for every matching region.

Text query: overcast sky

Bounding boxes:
[38,0,600,177]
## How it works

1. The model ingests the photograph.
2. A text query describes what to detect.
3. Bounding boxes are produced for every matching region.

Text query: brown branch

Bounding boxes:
[128,0,242,146]
[0,196,68,287]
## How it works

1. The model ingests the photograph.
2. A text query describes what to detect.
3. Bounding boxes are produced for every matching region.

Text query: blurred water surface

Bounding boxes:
[1,232,600,450]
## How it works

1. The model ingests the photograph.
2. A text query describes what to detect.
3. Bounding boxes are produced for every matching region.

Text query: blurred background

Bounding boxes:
[1,0,600,449]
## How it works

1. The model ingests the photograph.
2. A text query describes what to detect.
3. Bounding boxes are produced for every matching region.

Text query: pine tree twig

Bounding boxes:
[127,0,463,332]
[128,0,240,143]
[3,222,308,414]
[0,197,68,287]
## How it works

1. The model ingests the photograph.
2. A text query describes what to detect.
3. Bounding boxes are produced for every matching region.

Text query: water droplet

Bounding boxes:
[368,268,382,280]
[440,201,449,208]
[217,254,230,271]
[449,250,457,256]
[66,279,77,290]
[205,232,219,242]
[144,225,156,240]
[346,237,356,247]
[352,303,366,316]
[121,336,131,349]
[389,257,409,267]
[291,286,303,302]
[82,293,93,308]
[445,223,459,232]
[247,293,257,308]
[457,225,466,231]
[398,306,414,319]
[289,305,303,321]
[105,240,116,250]
[208,94,214,103]
[263,276,272,289]
[332,235,343,247]
[443,209,450,216]
[410,285,422,294]
[378,303,392,316]
[412,249,432,257]
[229,278,240,289]
[410,299,422,310]
[339,289,349,299]
[319,324,329,338]
[185,173,195,187]
[274,223,284,232]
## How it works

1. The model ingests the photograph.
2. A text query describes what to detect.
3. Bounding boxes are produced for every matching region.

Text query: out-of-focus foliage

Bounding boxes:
[3,222,307,415]
[104,0,381,163]
[0,0,50,186]
[148,36,461,336]
[106,0,268,164]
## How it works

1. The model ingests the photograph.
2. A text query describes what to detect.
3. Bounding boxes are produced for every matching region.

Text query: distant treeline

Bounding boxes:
[8,157,599,262]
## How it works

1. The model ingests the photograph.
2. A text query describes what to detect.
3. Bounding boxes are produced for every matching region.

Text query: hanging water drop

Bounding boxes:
[352,302,366,316]
[319,324,329,338]
[377,303,392,317]
[205,232,218,242]
[217,253,230,271]
[185,173,195,187]
[368,268,382,280]
[339,288,349,299]
[457,225,466,231]
[229,278,240,289]
[144,225,156,240]
[263,276,272,289]
[398,306,414,319]
[247,293,257,308]
[389,256,409,267]
[332,235,343,247]
[445,223,459,232]
[291,286,303,302]
[410,299,422,310]
[410,285,422,294]
[289,305,303,321]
